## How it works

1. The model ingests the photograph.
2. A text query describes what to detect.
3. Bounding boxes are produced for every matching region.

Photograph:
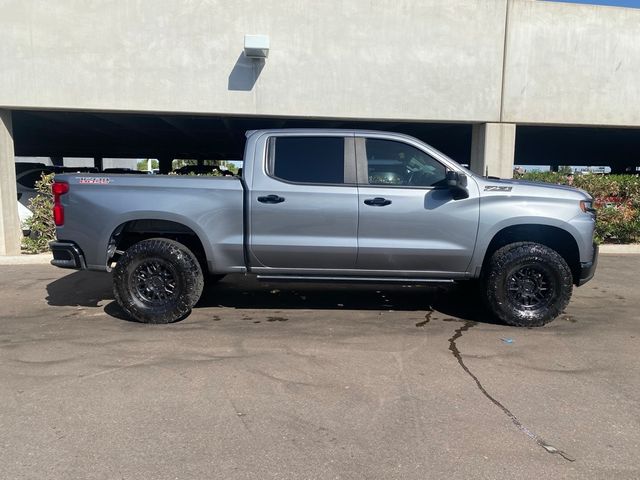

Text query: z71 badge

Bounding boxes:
[77,177,111,185]
[484,185,512,192]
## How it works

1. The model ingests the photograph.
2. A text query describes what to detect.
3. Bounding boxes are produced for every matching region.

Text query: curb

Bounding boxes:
[0,253,52,265]
[598,244,640,254]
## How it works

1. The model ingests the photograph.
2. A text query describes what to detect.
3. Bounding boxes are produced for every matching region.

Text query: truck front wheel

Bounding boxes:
[113,238,204,323]
[483,242,573,327]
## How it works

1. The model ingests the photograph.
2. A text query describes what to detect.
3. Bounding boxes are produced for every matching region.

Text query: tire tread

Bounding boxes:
[483,242,573,327]
[113,238,204,324]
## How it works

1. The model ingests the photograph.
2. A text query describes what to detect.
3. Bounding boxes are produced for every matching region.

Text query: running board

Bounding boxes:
[256,275,455,284]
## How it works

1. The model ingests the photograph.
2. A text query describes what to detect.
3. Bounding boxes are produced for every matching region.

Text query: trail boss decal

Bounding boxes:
[77,177,112,185]
[484,185,512,192]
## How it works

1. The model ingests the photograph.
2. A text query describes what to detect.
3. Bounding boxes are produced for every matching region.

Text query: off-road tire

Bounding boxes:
[113,238,204,324]
[483,242,572,327]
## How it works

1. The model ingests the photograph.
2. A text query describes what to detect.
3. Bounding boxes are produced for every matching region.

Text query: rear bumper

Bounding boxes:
[577,243,598,286]
[49,241,87,270]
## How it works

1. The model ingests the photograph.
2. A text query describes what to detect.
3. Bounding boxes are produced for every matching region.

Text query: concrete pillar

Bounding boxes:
[158,156,173,174]
[470,123,516,179]
[0,110,21,255]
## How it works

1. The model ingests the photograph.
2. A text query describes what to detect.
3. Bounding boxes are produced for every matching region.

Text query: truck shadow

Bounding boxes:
[46,272,500,324]
[46,270,113,308]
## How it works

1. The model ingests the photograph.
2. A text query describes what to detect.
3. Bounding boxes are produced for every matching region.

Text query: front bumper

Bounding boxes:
[49,241,87,270]
[577,243,598,286]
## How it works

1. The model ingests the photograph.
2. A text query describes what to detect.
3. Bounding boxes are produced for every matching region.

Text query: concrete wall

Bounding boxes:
[5,0,640,126]
[503,0,640,126]
[0,0,507,122]
[0,0,639,126]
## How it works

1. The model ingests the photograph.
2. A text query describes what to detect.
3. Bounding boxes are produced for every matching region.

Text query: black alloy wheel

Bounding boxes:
[132,259,178,304]
[506,264,555,311]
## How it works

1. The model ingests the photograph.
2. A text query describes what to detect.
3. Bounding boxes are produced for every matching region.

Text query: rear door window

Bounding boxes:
[270,137,346,184]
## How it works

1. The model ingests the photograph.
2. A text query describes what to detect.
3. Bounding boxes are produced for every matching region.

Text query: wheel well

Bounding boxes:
[109,220,209,273]
[483,225,581,284]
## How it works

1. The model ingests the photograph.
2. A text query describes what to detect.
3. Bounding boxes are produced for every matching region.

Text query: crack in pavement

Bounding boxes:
[415,306,433,327]
[448,321,575,462]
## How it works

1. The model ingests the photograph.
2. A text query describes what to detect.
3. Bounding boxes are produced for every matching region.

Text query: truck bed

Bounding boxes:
[54,173,245,272]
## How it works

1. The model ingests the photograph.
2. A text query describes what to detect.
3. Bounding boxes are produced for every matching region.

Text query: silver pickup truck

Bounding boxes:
[49,129,598,327]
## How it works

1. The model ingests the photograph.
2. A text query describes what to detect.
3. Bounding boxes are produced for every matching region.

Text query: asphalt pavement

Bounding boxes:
[0,255,638,479]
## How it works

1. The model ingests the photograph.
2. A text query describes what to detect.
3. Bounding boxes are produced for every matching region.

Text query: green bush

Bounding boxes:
[518,172,640,244]
[22,173,56,254]
[594,204,640,244]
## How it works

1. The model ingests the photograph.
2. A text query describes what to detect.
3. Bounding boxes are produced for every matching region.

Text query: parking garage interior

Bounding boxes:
[12,110,640,174]
[12,110,473,173]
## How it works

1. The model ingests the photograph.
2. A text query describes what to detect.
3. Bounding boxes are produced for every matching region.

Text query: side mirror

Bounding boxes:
[446,171,469,200]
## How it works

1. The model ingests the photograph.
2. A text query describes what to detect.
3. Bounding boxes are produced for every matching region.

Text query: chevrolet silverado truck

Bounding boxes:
[49,129,598,327]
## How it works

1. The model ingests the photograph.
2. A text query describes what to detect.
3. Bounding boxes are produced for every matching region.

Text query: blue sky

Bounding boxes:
[546,0,640,7]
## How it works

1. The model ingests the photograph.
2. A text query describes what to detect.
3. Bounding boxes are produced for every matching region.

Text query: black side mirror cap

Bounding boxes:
[446,171,469,200]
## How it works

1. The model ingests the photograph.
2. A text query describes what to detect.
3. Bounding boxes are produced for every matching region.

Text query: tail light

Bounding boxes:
[52,181,69,226]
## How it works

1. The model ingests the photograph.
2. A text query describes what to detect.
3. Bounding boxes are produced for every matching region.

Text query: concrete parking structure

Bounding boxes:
[1,0,640,253]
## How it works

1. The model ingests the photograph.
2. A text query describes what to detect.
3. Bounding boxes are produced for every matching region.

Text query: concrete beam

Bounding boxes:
[0,110,21,255]
[470,123,516,179]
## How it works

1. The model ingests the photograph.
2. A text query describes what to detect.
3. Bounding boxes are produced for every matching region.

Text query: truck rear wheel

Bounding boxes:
[113,238,204,323]
[483,242,572,327]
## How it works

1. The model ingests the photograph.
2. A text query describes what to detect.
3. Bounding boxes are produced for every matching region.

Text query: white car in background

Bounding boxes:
[16,167,54,236]
[17,167,54,206]
[16,165,99,235]
[17,201,33,235]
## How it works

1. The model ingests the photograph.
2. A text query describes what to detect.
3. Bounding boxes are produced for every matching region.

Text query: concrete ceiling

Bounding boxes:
[11,110,473,163]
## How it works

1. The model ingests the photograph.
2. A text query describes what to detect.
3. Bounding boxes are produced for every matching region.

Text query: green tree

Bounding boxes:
[137,159,159,171]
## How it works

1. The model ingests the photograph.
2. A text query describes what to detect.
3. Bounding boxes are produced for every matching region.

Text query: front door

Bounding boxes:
[355,136,480,275]
[249,134,359,271]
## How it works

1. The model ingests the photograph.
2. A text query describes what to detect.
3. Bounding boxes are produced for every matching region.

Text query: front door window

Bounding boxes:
[365,138,447,188]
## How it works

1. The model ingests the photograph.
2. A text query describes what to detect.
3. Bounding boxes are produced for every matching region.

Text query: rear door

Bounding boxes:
[249,133,359,271]
[355,135,480,274]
